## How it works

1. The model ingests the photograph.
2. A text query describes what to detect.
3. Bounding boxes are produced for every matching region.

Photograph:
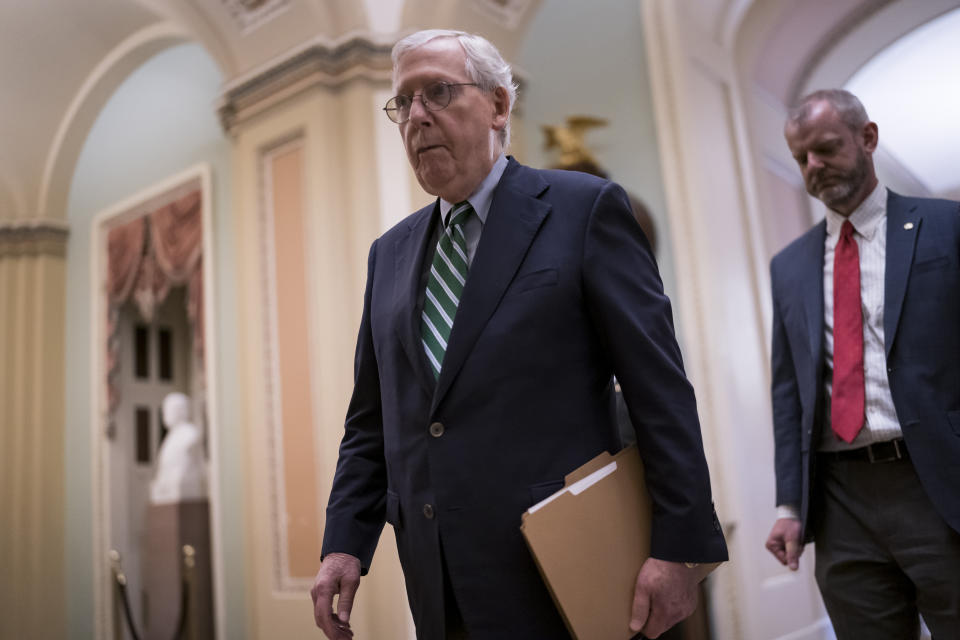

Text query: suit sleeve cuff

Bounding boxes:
[649,504,729,563]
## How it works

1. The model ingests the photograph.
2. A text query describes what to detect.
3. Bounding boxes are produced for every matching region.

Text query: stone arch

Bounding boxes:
[0,171,25,221]
[732,0,959,104]
[794,0,960,100]
[39,22,200,222]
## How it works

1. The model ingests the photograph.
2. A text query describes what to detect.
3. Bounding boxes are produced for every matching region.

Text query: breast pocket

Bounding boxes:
[505,268,558,297]
[912,255,950,274]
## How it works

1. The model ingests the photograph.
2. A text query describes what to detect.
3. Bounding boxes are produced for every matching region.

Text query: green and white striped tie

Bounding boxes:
[421,201,473,379]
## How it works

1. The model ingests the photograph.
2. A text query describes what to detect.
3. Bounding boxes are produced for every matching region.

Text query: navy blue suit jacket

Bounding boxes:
[322,158,727,639]
[770,190,960,542]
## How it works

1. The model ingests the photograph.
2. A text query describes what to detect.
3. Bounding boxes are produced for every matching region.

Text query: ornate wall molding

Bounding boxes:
[470,0,537,29]
[0,220,69,257]
[217,35,394,134]
[221,0,291,34]
[256,134,323,592]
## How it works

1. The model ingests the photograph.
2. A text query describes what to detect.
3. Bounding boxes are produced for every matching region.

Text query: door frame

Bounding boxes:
[89,163,223,639]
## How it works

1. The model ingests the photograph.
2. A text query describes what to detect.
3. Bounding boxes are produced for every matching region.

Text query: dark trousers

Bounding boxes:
[813,454,960,639]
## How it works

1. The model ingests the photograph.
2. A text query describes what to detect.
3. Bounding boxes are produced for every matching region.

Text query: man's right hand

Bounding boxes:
[311,552,362,639]
[765,518,803,571]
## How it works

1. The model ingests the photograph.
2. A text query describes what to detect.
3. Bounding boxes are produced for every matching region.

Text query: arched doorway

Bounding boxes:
[60,40,230,638]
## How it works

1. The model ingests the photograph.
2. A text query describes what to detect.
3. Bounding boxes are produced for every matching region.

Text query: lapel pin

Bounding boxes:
[903,222,914,230]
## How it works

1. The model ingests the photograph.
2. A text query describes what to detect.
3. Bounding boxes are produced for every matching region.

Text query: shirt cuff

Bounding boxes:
[776,505,800,521]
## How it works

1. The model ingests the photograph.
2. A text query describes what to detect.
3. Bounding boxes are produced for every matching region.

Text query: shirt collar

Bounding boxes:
[439,153,508,226]
[824,182,886,241]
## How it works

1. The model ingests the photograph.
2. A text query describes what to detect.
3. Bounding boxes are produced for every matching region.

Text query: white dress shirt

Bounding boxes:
[820,183,902,452]
[777,183,903,520]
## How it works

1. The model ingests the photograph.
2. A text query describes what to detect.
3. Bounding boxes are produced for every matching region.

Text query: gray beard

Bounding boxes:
[816,150,869,211]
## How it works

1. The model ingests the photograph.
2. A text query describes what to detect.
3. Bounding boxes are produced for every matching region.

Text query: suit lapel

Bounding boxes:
[394,201,441,396]
[883,191,921,358]
[800,221,826,366]
[430,160,551,414]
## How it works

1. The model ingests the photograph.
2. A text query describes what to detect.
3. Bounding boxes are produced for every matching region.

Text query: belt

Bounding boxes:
[820,438,908,463]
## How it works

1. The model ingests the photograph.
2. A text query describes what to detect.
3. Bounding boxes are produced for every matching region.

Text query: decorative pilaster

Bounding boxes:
[0,219,68,639]
[225,32,416,638]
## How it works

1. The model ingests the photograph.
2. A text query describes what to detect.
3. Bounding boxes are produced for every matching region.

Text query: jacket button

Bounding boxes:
[422,504,435,519]
[429,422,445,437]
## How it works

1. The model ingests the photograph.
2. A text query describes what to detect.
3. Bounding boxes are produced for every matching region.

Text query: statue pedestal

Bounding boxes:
[141,500,214,640]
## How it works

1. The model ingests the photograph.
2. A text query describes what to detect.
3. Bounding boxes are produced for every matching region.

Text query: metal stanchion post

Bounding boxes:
[109,550,123,640]
[109,549,142,640]
[180,545,196,640]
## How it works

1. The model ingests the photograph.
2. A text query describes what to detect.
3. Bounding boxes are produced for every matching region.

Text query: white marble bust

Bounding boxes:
[150,392,207,505]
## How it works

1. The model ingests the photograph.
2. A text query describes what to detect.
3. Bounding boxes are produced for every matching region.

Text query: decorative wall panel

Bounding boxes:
[259,138,322,589]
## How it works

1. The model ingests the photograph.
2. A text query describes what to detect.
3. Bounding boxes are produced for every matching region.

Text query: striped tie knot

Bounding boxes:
[447,201,473,230]
[421,201,474,379]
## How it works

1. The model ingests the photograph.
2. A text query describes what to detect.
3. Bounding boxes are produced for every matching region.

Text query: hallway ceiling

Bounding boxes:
[3,0,957,223]
[0,0,539,223]
[847,6,960,199]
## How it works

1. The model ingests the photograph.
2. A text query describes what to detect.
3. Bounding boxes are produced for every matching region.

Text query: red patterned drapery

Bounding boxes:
[105,189,204,420]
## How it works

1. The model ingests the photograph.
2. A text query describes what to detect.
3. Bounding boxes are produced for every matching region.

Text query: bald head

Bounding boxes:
[786,89,870,137]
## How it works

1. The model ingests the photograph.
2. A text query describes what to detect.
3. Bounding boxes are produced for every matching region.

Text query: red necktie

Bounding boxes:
[831,220,865,443]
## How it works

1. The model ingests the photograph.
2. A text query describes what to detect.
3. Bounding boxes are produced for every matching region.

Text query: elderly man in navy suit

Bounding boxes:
[310,29,727,640]
[765,89,960,639]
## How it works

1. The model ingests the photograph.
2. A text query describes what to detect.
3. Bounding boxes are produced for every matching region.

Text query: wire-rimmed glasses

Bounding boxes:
[383,81,479,124]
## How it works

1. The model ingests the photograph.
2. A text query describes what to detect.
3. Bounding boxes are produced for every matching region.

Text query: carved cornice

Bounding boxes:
[470,0,537,30]
[222,0,291,34]
[217,35,395,134]
[0,221,69,258]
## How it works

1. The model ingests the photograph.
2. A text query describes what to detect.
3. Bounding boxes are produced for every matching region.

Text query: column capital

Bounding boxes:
[217,34,394,134]
[0,220,70,257]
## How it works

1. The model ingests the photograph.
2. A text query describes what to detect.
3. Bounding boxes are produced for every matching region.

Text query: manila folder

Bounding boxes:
[520,445,651,640]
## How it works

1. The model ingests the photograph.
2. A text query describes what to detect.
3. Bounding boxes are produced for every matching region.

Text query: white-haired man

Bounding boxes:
[311,29,727,640]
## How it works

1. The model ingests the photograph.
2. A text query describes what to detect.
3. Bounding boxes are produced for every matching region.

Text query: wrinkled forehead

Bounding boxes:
[393,37,468,93]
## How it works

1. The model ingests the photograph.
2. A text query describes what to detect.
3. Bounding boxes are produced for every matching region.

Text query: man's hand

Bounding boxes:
[765,517,803,570]
[629,557,710,638]
[311,552,362,639]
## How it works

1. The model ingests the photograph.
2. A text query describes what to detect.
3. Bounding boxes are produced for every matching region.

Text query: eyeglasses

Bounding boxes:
[383,81,479,124]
